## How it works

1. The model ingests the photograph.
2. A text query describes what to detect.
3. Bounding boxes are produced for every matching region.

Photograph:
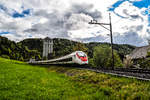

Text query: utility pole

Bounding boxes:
[88,13,114,70]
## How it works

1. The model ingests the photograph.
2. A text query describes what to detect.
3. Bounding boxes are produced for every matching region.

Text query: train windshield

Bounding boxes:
[77,52,86,57]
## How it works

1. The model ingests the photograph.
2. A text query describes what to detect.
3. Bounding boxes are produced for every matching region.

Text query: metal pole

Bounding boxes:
[88,13,115,70]
[109,13,114,70]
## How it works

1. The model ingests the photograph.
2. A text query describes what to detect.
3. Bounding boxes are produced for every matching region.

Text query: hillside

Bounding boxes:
[19,38,135,58]
[0,57,150,99]
[0,36,135,61]
[0,36,41,61]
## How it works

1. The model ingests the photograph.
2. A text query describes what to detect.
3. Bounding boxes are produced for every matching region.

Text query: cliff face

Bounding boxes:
[129,45,150,59]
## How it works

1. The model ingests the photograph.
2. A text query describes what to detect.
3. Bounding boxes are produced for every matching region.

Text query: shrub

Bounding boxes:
[93,46,123,68]
[1,55,10,59]
[147,52,150,57]
[123,55,133,68]
[88,58,95,67]
[136,58,150,69]
[134,51,150,69]
[19,56,24,61]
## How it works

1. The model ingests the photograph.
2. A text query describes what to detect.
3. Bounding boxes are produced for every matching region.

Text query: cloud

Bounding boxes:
[0,0,150,46]
[113,25,147,46]
[23,3,101,39]
[70,3,101,19]
[108,1,150,46]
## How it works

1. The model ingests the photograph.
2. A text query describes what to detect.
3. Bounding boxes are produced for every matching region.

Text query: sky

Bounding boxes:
[0,0,150,46]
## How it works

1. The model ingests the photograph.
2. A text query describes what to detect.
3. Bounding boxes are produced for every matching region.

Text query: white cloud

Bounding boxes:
[0,0,149,46]
[109,1,150,46]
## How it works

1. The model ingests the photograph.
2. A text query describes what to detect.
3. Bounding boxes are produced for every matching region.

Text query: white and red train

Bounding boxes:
[29,51,88,65]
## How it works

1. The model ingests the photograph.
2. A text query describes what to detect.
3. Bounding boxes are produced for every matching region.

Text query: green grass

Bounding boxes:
[0,58,109,100]
[0,57,150,100]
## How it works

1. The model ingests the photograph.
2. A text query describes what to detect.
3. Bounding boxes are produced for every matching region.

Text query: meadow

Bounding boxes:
[0,57,150,100]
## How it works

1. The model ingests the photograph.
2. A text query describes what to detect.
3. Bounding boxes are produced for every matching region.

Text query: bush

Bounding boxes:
[19,56,24,61]
[147,52,150,57]
[88,58,95,67]
[1,55,10,59]
[133,52,150,69]
[136,58,150,69]
[123,55,133,68]
[93,46,123,68]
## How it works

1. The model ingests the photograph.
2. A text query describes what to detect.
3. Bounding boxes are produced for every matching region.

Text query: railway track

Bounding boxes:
[30,60,150,81]
[82,68,150,81]
[113,68,150,74]
[48,64,150,81]
[29,50,150,81]
[73,65,150,81]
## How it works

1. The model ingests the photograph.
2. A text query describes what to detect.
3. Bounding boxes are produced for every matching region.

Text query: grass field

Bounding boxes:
[0,57,150,100]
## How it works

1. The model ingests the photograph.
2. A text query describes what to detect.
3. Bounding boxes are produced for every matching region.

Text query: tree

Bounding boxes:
[147,52,150,57]
[147,39,150,45]
[1,45,9,55]
[93,46,123,68]
[73,43,88,53]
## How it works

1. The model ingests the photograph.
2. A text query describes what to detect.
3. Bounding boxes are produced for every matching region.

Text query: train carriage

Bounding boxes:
[29,51,88,65]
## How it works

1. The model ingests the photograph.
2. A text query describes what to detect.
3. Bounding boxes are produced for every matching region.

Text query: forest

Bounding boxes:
[1,36,149,68]
[0,36,134,60]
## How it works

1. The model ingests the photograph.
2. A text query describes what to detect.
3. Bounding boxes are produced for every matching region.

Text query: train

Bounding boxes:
[29,51,88,65]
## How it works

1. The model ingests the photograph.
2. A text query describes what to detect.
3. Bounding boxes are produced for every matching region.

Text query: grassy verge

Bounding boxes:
[0,57,150,100]
[49,66,150,100]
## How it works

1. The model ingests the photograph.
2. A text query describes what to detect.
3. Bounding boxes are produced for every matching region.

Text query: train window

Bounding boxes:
[77,52,86,57]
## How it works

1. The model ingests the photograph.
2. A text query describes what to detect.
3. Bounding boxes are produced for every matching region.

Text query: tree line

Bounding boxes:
[1,36,139,68]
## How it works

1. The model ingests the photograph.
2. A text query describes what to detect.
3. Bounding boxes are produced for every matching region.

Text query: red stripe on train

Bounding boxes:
[76,53,87,61]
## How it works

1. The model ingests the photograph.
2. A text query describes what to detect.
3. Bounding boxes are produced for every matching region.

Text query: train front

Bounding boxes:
[75,51,88,65]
